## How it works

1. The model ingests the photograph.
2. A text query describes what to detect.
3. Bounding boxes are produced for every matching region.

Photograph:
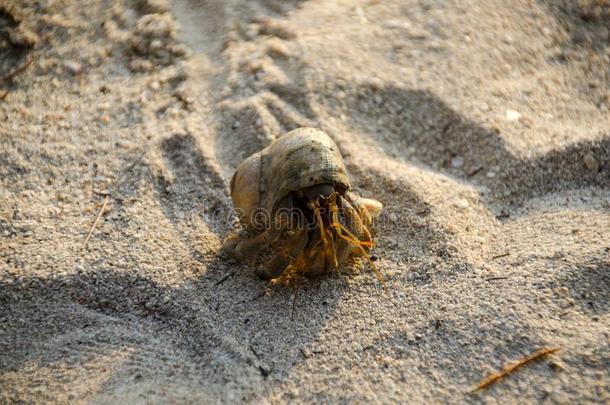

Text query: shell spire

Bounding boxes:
[230,127,351,221]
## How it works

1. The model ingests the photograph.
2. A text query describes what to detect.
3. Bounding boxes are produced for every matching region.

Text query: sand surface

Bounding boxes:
[1,0,609,403]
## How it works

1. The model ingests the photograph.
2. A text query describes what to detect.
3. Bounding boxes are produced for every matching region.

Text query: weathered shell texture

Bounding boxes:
[230,128,350,224]
[230,152,261,223]
[263,128,350,210]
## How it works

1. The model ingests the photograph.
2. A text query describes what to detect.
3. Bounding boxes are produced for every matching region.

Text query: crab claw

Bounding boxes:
[347,192,383,229]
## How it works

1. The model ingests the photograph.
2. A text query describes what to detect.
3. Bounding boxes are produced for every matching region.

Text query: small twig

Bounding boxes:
[469,347,561,393]
[491,252,510,260]
[92,190,110,196]
[249,345,261,360]
[486,276,509,282]
[468,166,483,177]
[215,271,236,285]
[258,366,270,378]
[80,150,148,252]
[80,196,109,251]
[416,207,430,215]
[0,55,33,83]
[248,345,270,378]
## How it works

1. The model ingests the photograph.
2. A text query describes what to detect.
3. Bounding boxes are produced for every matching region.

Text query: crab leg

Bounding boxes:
[325,228,338,269]
[261,226,309,279]
[332,196,386,289]
[330,198,372,249]
[310,199,338,269]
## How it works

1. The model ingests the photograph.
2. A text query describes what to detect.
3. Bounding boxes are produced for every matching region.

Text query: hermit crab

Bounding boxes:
[224,127,384,285]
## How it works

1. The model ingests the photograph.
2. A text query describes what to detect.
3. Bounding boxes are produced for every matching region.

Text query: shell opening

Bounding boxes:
[270,192,385,289]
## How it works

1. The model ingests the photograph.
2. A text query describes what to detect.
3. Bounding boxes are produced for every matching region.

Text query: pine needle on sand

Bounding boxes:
[470,347,561,393]
[80,195,109,251]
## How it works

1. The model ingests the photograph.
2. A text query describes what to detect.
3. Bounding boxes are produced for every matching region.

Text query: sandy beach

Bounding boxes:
[1,0,609,403]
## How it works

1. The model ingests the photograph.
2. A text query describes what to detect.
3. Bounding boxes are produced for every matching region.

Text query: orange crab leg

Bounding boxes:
[329,197,385,289]
[326,227,339,269]
[333,223,386,289]
[312,199,338,269]
[330,201,373,248]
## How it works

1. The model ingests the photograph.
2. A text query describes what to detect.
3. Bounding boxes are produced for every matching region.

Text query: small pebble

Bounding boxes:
[505,110,521,122]
[266,39,290,58]
[451,156,464,168]
[64,60,83,75]
[143,0,169,13]
[583,153,599,172]
[370,77,384,91]
[258,19,295,40]
[549,360,564,372]
[382,20,403,29]
[150,39,163,51]
[486,171,496,178]
[454,198,469,209]
[245,28,258,40]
